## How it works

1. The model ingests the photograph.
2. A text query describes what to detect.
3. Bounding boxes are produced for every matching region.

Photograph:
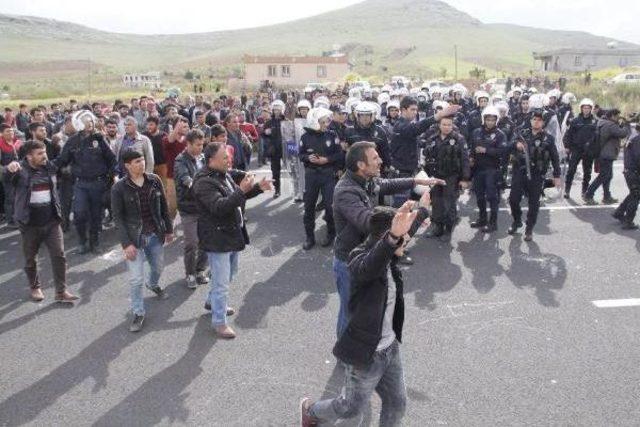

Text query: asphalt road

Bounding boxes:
[0,161,639,426]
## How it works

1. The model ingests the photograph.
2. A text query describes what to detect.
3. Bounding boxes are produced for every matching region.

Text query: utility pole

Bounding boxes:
[87,58,92,101]
[454,45,458,81]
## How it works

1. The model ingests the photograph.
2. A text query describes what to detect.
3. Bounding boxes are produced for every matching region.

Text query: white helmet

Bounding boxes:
[410,87,420,94]
[72,110,97,132]
[313,96,330,109]
[528,87,538,94]
[528,93,549,111]
[495,101,510,115]
[432,100,449,111]
[377,92,391,105]
[297,99,312,111]
[354,101,378,117]
[271,99,286,112]
[451,83,467,97]
[381,84,392,93]
[579,98,595,108]
[474,90,490,103]
[386,100,400,111]
[562,92,577,105]
[512,86,523,95]
[431,87,445,99]
[481,106,500,124]
[491,91,505,104]
[348,88,362,100]
[345,97,360,113]
[305,107,333,131]
[417,91,429,101]
[547,89,562,99]
[397,87,409,96]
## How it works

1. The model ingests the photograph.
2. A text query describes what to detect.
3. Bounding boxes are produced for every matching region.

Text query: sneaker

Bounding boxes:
[508,221,523,235]
[303,238,315,251]
[186,275,197,290]
[129,314,145,332]
[582,196,598,206]
[5,221,19,230]
[196,271,209,285]
[215,325,236,339]
[30,288,45,302]
[54,291,79,303]
[300,397,318,427]
[602,197,619,205]
[524,231,533,242]
[621,222,639,230]
[397,254,413,266]
[203,302,235,316]
[149,286,169,299]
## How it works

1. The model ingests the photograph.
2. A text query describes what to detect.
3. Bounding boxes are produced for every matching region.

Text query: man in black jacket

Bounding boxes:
[174,129,209,289]
[613,129,640,230]
[111,150,174,332]
[563,98,597,198]
[193,142,272,339]
[301,201,429,427]
[5,141,78,303]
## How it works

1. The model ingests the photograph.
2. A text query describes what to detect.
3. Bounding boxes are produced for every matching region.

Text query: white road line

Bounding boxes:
[592,299,640,308]
[497,204,618,212]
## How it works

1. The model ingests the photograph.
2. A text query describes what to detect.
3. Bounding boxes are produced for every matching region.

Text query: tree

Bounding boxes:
[439,67,448,79]
[184,70,194,80]
[469,66,486,81]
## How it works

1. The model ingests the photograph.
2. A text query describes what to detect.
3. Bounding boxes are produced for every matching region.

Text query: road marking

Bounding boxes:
[497,204,618,212]
[592,299,640,308]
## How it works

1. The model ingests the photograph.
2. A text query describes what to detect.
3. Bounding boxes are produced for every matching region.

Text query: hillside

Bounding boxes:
[0,0,637,79]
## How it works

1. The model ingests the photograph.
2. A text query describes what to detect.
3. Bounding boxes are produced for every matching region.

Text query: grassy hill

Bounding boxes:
[0,0,637,98]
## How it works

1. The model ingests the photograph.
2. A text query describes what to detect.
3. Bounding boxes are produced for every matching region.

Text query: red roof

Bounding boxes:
[243,55,348,64]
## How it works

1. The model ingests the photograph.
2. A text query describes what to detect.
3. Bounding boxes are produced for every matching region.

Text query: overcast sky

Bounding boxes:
[2,0,638,44]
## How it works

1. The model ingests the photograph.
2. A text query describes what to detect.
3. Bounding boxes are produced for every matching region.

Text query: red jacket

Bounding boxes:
[0,136,22,165]
[239,123,259,142]
[163,135,186,178]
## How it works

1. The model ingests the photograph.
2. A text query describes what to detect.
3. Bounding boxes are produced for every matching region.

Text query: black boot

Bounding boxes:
[622,221,639,230]
[425,223,444,238]
[470,218,487,228]
[303,236,316,250]
[612,211,625,222]
[482,222,497,233]
[320,233,335,247]
[508,220,523,235]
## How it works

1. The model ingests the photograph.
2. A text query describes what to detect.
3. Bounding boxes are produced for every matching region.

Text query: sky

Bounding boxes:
[1,0,638,44]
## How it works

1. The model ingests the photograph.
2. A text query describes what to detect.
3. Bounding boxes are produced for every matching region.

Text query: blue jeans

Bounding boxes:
[310,341,406,427]
[333,257,351,338]
[126,233,164,316]
[206,251,239,326]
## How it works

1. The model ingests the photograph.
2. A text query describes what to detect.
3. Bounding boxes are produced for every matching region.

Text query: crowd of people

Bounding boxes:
[1,79,639,426]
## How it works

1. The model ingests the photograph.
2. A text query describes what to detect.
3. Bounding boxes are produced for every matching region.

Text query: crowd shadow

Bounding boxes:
[457,230,506,295]
[0,279,194,426]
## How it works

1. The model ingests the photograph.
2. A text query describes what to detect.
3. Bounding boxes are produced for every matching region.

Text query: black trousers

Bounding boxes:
[509,171,544,231]
[565,147,594,194]
[271,156,282,193]
[615,171,640,223]
[430,175,460,226]
[303,168,335,239]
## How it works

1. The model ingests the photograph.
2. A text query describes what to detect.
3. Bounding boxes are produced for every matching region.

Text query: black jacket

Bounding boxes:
[624,134,640,173]
[8,160,61,226]
[564,114,597,151]
[469,127,507,171]
[333,207,429,367]
[173,150,204,215]
[263,115,284,160]
[344,124,391,171]
[510,128,561,178]
[193,168,262,253]
[390,116,436,172]
[111,173,173,248]
[597,118,630,161]
[423,131,471,180]
[299,128,342,171]
[333,170,415,262]
[54,132,116,179]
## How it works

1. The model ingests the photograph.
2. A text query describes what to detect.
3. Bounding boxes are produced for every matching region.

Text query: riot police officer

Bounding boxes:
[54,110,117,253]
[563,98,597,198]
[469,106,507,232]
[508,110,561,241]
[613,127,640,229]
[299,107,342,250]
[344,101,391,174]
[467,91,490,138]
[423,115,471,237]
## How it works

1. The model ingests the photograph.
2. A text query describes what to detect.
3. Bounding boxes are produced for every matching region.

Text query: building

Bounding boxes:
[242,55,350,87]
[122,72,162,89]
[533,47,640,73]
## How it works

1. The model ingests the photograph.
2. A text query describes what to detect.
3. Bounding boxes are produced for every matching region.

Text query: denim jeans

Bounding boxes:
[310,341,407,427]
[206,251,239,326]
[333,257,351,338]
[126,233,164,316]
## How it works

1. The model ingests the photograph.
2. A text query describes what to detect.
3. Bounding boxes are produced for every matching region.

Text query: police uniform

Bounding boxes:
[344,123,391,174]
[54,131,116,251]
[469,126,507,230]
[299,128,342,246]
[508,128,561,235]
[423,131,470,234]
[613,134,640,228]
[563,113,597,196]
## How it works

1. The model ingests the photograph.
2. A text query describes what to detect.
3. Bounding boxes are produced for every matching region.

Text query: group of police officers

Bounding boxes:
[283,82,638,246]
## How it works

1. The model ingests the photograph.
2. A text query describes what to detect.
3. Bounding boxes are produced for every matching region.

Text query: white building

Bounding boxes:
[122,72,162,89]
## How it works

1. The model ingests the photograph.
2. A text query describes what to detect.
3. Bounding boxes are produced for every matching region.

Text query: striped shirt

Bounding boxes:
[28,167,56,226]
